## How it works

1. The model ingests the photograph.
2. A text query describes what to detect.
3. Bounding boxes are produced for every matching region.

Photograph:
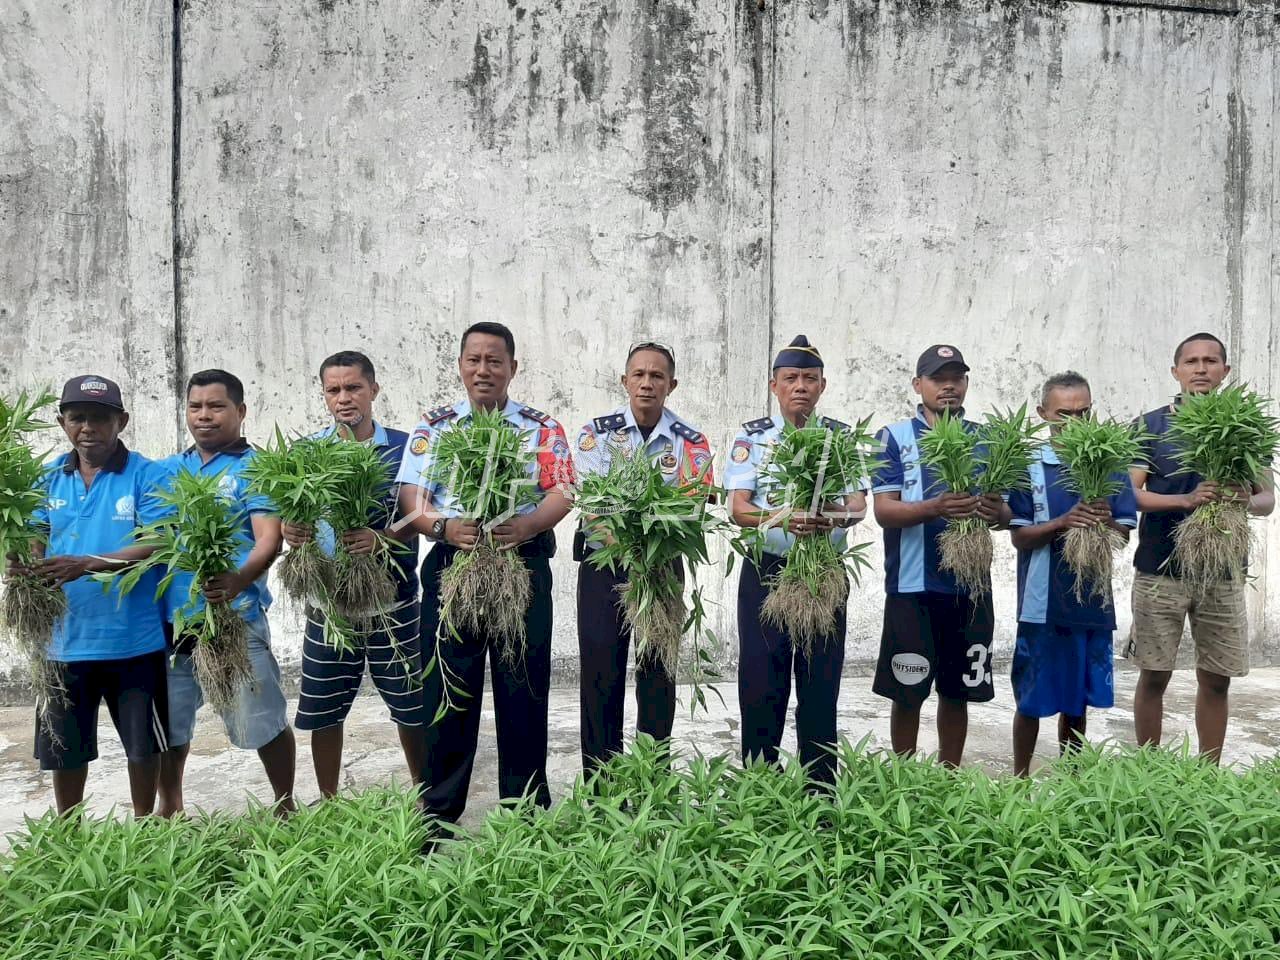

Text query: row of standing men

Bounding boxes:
[25,325,1272,818]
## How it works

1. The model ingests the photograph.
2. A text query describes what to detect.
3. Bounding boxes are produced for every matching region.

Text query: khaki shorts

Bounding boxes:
[1127,572,1249,678]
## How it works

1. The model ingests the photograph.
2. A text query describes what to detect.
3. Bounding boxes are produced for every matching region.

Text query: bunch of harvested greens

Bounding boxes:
[0,389,66,716]
[575,441,718,676]
[110,468,252,710]
[328,437,401,620]
[921,406,1040,597]
[241,429,339,604]
[1051,416,1147,603]
[425,406,541,664]
[1166,385,1280,594]
[738,416,880,655]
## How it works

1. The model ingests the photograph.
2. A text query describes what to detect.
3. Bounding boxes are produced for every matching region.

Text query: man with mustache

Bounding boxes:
[572,340,713,777]
[871,345,1008,767]
[1128,332,1274,762]
[396,321,574,828]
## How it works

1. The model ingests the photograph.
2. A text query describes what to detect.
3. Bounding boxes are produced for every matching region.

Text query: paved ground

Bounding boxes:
[3,665,1279,844]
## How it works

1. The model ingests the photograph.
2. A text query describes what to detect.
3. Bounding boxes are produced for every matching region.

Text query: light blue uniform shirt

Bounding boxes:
[157,440,276,624]
[33,444,168,662]
[723,415,864,557]
[394,397,573,519]
[573,404,712,548]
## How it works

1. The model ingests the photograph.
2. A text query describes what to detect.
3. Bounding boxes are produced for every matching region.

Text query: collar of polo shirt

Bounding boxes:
[61,440,131,475]
[320,420,389,447]
[183,436,252,458]
[622,403,675,443]
[916,403,966,425]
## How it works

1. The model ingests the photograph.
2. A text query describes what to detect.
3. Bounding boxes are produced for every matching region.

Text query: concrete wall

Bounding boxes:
[2,0,1278,687]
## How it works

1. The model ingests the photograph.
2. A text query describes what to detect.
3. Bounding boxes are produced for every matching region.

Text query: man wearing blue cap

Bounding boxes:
[871,345,1008,767]
[19,375,171,815]
[724,336,867,786]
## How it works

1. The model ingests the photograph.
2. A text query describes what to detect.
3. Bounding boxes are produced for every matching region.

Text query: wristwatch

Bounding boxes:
[430,517,448,541]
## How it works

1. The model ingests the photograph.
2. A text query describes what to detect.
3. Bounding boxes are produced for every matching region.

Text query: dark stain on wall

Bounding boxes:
[629,0,713,214]
[735,0,767,118]
[216,118,251,179]
[460,31,497,148]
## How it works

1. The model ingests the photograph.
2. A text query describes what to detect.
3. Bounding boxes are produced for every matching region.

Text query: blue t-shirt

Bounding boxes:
[33,444,168,662]
[157,440,276,624]
[1132,403,1197,578]
[723,415,865,558]
[1008,444,1138,629]
[313,422,418,606]
[872,408,981,595]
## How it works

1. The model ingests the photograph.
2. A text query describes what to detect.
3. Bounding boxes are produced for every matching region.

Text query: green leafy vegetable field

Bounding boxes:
[3,743,1278,959]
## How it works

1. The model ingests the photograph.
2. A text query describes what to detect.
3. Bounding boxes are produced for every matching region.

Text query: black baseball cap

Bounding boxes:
[915,345,969,378]
[59,374,125,412]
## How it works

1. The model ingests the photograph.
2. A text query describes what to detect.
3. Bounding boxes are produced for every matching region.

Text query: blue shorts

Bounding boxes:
[1011,623,1114,719]
[166,612,289,751]
[295,601,423,731]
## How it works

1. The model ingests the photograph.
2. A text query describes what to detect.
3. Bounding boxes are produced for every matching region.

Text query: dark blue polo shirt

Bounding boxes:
[1133,403,1196,578]
[33,443,168,662]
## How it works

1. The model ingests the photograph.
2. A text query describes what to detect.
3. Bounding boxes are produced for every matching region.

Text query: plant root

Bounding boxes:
[760,565,849,660]
[939,519,993,598]
[440,540,532,666]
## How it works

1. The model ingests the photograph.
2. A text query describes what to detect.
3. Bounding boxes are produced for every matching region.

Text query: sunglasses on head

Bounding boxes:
[627,340,676,361]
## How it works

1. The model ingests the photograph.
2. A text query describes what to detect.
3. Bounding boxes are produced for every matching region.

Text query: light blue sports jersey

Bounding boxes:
[157,440,276,624]
[723,414,864,557]
[1009,443,1138,629]
[33,444,169,662]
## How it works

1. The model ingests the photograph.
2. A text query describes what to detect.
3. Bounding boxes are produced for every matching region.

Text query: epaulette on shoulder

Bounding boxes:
[818,416,850,432]
[426,405,457,425]
[520,405,555,426]
[593,413,626,433]
[671,420,704,443]
[742,417,773,435]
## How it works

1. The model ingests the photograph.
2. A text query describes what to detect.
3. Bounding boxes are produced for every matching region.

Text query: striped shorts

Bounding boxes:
[295,601,424,731]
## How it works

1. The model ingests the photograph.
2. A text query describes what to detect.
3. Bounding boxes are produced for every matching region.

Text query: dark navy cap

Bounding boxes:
[916,345,969,378]
[59,374,125,412]
[772,335,823,370]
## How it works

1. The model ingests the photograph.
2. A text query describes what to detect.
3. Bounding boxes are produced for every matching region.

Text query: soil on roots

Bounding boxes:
[278,543,335,606]
[333,553,398,621]
[1063,523,1125,605]
[1174,501,1252,597]
[620,580,686,678]
[760,566,849,659]
[939,520,993,597]
[440,540,532,666]
[2,573,68,741]
[193,603,254,713]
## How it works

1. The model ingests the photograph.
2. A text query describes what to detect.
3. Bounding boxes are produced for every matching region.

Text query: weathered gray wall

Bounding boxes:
[2,0,1278,684]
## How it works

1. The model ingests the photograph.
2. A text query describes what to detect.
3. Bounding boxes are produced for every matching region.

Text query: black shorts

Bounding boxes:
[295,602,424,731]
[34,651,170,770]
[872,592,995,708]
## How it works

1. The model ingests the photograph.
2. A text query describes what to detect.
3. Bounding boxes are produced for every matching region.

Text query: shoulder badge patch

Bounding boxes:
[426,405,457,425]
[578,432,598,453]
[671,420,704,443]
[731,439,752,463]
[743,417,773,435]
[593,413,626,434]
[409,433,429,456]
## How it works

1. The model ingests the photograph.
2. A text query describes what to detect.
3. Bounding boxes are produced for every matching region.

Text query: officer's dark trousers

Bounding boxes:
[576,558,679,776]
[737,553,845,786]
[418,537,554,823]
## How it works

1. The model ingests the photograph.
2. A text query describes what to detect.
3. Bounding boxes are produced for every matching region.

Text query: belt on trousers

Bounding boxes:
[428,528,557,565]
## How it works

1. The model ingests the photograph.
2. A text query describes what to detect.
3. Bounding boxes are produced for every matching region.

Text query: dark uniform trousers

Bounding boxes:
[576,555,681,775]
[737,553,846,785]
[418,533,555,823]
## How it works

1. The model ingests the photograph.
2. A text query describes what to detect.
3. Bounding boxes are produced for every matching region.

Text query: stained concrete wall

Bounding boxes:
[2,0,1278,687]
